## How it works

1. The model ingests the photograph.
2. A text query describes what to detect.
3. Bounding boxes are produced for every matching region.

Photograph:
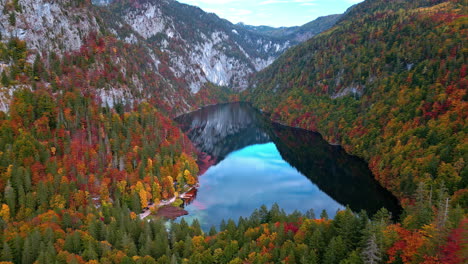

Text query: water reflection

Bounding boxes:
[175,102,401,229]
[176,103,270,163]
[272,123,401,217]
[180,143,344,230]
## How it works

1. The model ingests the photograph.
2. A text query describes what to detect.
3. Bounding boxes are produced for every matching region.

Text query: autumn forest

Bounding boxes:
[0,0,466,263]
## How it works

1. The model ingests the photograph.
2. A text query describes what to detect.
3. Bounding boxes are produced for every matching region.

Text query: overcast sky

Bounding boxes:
[177,0,364,27]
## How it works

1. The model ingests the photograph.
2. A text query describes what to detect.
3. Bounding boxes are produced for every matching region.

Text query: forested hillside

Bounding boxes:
[2,29,461,264]
[104,0,341,92]
[0,0,208,115]
[0,0,465,263]
[248,0,467,203]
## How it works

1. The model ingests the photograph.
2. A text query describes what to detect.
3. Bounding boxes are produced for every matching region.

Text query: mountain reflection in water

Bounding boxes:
[175,102,401,229]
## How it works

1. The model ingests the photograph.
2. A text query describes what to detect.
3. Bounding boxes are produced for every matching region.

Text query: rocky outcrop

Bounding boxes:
[0,0,99,55]
[112,0,292,92]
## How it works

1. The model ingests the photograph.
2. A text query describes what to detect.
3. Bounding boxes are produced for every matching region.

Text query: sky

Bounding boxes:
[177,0,364,27]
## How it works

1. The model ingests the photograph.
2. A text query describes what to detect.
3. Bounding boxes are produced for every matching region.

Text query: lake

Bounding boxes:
[175,102,401,230]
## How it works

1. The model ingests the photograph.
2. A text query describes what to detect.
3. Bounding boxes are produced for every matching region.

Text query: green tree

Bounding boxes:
[323,236,347,264]
[0,242,13,262]
[21,237,33,264]
[1,70,9,86]
[320,209,329,220]
[82,241,98,261]
[5,182,16,216]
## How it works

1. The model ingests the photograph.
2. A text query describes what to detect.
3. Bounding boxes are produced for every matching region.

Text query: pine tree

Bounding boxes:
[1,70,9,86]
[361,234,381,264]
[182,235,193,258]
[32,55,42,81]
[4,182,16,216]
[191,219,202,236]
[259,205,270,223]
[209,226,217,236]
[320,209,329,220]
[139,235,153,257]
[44,242,56,263]
[8,12,16,26]
[131,192,141,212]
[220,219,227,231]
[305,208,316,219]
[300,249,317,264]
[82,241,98,261]
[323,236,347,264]
[0,242,13,262]
[122,234,138,257]
[21,237,33,264]
[342,250,364,264]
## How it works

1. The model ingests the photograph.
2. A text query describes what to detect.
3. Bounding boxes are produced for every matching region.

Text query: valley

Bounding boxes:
[0,0,465,263]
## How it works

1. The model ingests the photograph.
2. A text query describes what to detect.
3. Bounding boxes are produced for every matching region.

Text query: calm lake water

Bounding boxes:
[175,103,401,230]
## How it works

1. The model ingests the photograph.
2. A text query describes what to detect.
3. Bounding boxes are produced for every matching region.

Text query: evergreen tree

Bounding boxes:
[5,181,16,216]
[300,249,317,264]
[342,251,364,264]
[182,235,193,259]
[0,242,13,262]
[320,209,329,220]
[1,70,9,86]
[191,219,202,236]
[208,226,217,236]
[305,208,316,219]
[82,241,98,261]
[361,234,381,264]
[21,237,33,264]
[323,236,347,264]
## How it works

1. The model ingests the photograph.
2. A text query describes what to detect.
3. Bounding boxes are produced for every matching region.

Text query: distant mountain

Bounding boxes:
[248,0,467,199]
[237,14,342,43]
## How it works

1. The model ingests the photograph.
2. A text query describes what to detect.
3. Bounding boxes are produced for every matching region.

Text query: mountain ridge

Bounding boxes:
[237,14,342,43]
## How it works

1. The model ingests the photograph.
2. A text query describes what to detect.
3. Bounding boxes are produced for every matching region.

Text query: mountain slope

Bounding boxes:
[0,0,465,263]
[0,0,340,114]
[0,0,99,54]
[248,0,467,201]
[107,0,291,92]
[104,0,341,92]
[0,0,233,114]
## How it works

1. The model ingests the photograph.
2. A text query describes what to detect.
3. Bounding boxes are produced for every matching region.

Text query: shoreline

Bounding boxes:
[139,185,198,220]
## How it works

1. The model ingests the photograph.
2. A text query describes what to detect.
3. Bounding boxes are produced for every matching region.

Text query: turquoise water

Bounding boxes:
[180,143,344,230]
[175,103,401,230]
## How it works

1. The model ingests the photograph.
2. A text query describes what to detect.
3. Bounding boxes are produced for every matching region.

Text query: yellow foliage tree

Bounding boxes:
[139,189,148,209]
[50,194,66,210]
[152,182,161,204]
[117,180,127,194]
[184,169,196,185]
[100,184,110,203]
[0,204,10,222]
